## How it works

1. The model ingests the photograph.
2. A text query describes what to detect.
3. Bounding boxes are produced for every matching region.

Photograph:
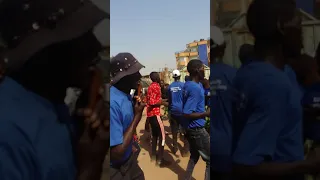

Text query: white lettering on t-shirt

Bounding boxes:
[210,79,227,95]
[170,87,182,93]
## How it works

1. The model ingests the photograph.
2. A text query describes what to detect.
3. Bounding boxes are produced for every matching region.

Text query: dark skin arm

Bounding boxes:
[183,108,210,120]
[150,99,168,107]
[110,113,142,161]
[233,160,317,180]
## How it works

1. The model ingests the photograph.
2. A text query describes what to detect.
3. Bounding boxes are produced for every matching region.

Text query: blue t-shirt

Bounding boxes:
[182,81,206,129]
[284,65,304,99]
[0,77,76,180]
[302,83,320,141]
[168,81,185,116]
[209,63,237,172]
[110,86,134,165]
[232,62,304,177]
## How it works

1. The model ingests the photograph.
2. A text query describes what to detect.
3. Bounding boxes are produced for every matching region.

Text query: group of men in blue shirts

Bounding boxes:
[210,0,320,179]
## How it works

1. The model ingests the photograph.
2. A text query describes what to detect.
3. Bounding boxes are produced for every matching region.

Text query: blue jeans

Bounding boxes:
[184,127,210,180]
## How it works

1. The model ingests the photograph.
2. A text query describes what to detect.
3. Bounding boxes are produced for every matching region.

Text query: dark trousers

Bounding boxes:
[169,114,180,150]
[211,169,231,180]
[185,127,210,180]
[110,154,145,180]
[145,117,150,132]
[149,115,165,162]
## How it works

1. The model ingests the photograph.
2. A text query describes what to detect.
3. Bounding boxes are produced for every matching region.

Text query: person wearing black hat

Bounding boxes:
[231,0,320,179]
[109,52,146,180]
[0,0,109,180]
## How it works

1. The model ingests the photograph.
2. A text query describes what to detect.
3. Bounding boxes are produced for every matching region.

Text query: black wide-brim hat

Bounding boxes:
[0,0,109,73]
[110,53,144,85]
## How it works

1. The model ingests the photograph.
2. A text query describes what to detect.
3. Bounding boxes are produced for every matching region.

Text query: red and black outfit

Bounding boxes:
[147,82,166,164]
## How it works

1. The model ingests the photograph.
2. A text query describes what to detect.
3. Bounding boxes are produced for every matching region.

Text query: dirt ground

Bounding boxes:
[136,112,206,180]
[101,110,206,180]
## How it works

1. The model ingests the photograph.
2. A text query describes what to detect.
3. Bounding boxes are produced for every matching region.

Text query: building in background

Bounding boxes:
[159,67,171,84]
[175,39,210,70]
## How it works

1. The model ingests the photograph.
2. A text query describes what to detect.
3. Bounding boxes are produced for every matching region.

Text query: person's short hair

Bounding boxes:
[187,59,203,75]
[150,71,159,82]
[247,0,296,42]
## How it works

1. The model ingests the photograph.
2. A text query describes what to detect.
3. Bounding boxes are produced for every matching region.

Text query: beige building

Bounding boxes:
[175,39,210,70]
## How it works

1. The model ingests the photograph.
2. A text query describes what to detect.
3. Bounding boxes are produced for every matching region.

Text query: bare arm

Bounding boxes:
[110,113,142,161]
[183,111,209,120]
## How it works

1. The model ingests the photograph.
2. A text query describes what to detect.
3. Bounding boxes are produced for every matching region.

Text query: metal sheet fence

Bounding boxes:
[221,19,320,68]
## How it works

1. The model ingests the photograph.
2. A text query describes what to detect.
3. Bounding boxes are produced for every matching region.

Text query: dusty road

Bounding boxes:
[136,112,206,180]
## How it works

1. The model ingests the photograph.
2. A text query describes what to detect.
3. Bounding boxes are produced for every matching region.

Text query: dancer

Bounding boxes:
[147,72,170,167]
[183,60,210,180]
[110,53,146,180]
[232,0,320,179]
[210,26,237,180]
[168,70,185,155]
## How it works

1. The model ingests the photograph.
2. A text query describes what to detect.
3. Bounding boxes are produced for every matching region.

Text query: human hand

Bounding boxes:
[205,108,210,117]
[134,97,146,117]
[76,87,110,168]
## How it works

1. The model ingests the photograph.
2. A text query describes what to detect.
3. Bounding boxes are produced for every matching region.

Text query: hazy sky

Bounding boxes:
[110,0,210,75]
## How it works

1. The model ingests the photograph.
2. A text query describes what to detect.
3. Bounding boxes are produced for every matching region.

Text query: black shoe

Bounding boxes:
[156,159,171,168]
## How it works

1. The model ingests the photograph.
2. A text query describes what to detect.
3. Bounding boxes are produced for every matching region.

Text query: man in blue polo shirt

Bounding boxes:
[231,0,320,179]
[209,26,237,179]
[110,53,146,180]
[183,59,210,180]
[168,69,185,155]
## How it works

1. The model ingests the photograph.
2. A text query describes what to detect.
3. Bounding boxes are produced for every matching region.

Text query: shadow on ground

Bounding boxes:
[139,124,195,180]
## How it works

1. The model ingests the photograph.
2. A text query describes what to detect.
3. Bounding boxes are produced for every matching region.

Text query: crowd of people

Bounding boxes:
[211,0,320,180]
[109,52,211,179]
[5,0,320,180]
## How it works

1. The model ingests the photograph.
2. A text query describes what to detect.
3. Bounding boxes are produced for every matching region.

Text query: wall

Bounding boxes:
[222,18,320,68]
